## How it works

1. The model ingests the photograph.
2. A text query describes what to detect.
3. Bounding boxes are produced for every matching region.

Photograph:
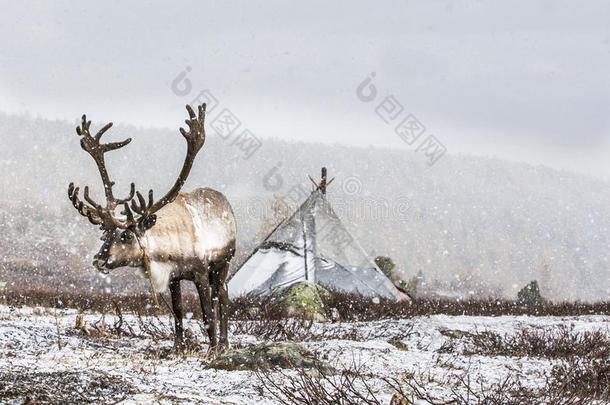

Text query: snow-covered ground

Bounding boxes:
[1,305,609,404]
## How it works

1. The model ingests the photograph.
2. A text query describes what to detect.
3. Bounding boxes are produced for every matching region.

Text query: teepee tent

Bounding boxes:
[228,169,406,301]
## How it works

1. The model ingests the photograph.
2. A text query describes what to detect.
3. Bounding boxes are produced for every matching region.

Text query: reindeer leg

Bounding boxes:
[217,261,231,350]
[195,268,217,349]
[169,279,185,351]
[210,271,219,335]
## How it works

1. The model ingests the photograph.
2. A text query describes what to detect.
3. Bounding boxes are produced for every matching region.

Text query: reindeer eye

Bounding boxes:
[120,231,133,242]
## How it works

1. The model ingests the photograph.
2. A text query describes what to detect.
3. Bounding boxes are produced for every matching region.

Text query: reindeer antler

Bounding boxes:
[122,104,207,227]
[68,115,135,230]
[68,183,103,226]
[69,104,207,232]
[150,103,206,212]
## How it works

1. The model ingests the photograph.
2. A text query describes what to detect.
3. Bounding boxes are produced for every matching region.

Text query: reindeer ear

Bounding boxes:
[141,214,157,231]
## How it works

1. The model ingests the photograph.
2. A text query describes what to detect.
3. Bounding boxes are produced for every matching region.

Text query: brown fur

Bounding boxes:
[99,187,236,349]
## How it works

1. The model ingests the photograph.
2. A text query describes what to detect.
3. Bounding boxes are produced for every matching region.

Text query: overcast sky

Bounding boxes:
[1,1,609,177]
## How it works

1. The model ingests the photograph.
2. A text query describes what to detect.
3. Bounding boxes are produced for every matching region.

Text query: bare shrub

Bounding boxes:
[549,358,610,401]
[0,368,136,404]
[71,302,175,342]
[232,316,414,343]
[256,356,590,405]
[437,338,458,354]
[6,287,610,319]
[135,311,175,341]
[459,326,610,359]
[256,357,387,405]
[392,373,527,405]
[232,317,316,341]
[1,288,202,316]
[321,290,610,321]
[387,371,588,405]
[230,294,287,320]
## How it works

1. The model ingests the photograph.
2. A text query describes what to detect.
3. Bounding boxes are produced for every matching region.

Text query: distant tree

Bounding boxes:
[517,280,545,306]
[375,256,396,280]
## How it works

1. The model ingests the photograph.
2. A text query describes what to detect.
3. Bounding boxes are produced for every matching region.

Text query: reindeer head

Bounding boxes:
[68,104,207,273]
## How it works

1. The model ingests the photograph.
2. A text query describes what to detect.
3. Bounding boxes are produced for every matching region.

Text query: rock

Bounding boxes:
[209,342,324,371]
[439,328,467,339]
[387,336,409,351]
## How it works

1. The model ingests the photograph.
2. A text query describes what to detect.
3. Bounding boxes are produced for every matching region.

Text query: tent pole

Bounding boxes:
[320,167,327,194]
[302,211,308,281]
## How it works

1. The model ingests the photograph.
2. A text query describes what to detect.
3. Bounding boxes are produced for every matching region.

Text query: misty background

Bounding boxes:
[0,1,609,300]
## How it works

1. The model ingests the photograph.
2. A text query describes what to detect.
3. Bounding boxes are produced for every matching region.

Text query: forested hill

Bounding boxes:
[1,111,609,301]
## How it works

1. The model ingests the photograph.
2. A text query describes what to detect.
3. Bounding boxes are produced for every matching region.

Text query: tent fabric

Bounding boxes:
[228,190,405,301]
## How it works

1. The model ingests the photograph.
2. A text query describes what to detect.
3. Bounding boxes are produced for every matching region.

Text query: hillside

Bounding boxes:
[1,111,609,300]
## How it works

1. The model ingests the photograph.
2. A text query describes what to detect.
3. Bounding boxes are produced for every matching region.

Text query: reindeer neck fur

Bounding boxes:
[138,187,236,293]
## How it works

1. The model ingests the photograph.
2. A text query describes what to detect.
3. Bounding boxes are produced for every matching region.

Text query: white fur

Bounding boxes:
[185,201,230,262]
[147,261,174,293]
[141,233,174,293]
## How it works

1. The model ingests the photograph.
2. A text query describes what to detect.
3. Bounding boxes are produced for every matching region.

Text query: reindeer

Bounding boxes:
[67,104,236,350]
